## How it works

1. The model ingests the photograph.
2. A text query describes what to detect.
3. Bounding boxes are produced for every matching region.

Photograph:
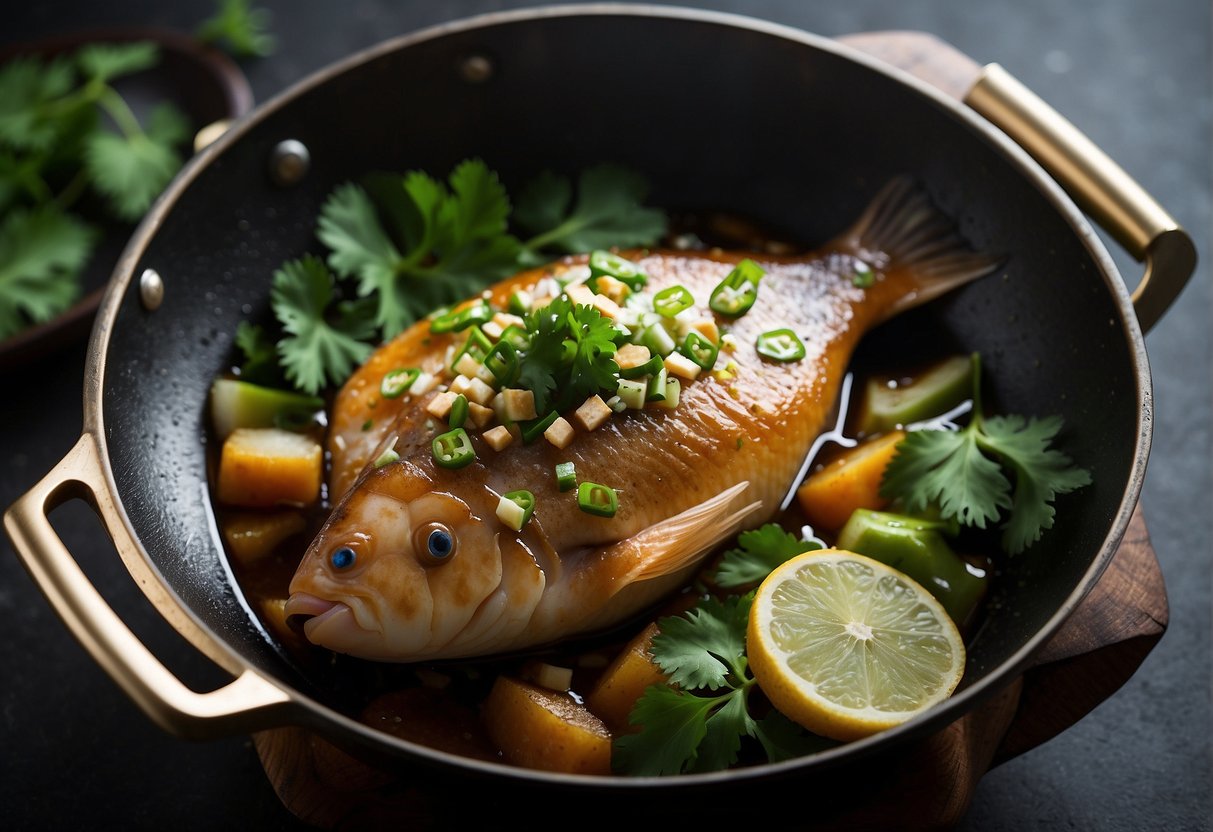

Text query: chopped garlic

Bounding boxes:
[409,372,437,395]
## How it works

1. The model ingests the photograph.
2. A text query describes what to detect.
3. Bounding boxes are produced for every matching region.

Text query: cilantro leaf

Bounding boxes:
[517,164,667,254]
[83,102,187,221]
[196,0,276,58]
[0,56,78,151]
[75,42,159,83]
[752,709,837,762]
[0,206,96,338]
[614,685,714,776]
[233,320,282,386]
[516,297,569,413]
[317,160,521,340]
[651,595,749,691]
[271,255,375,394]
[715,523,821,588]
[881,353,1091,554]
[687,690,751,773]
[561,303,621,409]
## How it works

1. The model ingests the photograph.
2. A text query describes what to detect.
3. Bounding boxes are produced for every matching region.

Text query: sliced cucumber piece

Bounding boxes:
[857,354,973,434]
[210,378,324,440]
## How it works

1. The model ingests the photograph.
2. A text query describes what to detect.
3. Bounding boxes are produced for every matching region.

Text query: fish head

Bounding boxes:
[285,460,505,661]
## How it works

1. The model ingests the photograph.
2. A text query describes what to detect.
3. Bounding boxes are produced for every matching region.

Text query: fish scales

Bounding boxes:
[285,178,998,662]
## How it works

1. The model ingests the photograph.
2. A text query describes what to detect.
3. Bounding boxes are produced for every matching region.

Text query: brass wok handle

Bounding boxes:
[4,433,293,738]
[966,63,1197,334]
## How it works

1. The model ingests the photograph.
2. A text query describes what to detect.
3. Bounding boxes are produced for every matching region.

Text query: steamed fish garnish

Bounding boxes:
[284,178,998,663]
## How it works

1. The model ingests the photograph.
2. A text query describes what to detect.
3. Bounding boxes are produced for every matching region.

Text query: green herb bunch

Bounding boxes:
[254,159,667,394]
[0,41,192,339]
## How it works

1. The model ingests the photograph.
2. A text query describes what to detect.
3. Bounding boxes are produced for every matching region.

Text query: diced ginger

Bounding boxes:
[566,284,596,307]
[466,378,497,407]
[425,391,458,420]
[591,293,620,320]
[467,401,494,429]
[452,352,483,379]
[221,510,307,566]
[688,318,720,345]
[616,343,651,371]
[449,375,475,396]
[482,676,612,775]
[483,425,514,452]
[492,312,525,330]
[573,395,612,432]
[663,352,702,380]
[796,429,906,532]
[520,661,574,692]
[500,388,537,421]
[594,275,630,303]
[585,623,667,734]
[544,416,575,449]
[481,320,504,340]
[216,428,322,508]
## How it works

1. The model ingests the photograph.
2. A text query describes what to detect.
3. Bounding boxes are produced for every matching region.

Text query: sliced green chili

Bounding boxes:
[449,326,493,373]
[589,250,647,289]
[653,284,694,318]
[756,328,806,362]
[431,302,492,334]
[852,263,875,289]
[508,291,531,317]
[432,428,476,469]
[484,340,520,387]
[619,354,664,380]
[709,259,765,317]
[680,331,719,370]
[502,489,536,530]
[578,481,619,518]
[380,368,421,399]
[448,394,469,429]
[498,324,530,351]
[645,366,668,402]
[555,461,577,492]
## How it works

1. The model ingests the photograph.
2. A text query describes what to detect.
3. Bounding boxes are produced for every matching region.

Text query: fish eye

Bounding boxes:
[330,546,356,570]
[414,522,457,566]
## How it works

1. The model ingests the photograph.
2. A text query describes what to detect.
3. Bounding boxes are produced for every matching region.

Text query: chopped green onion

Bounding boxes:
[361,419,373,431]
[589,250,647,289]
[497,489,536,531]
[852,263,875,289]
[448,394,469,429]
[432,428,476,469]
[380,368,421,399]
[653,285,694,318]
[431,302,493,334]
[449,326,493,373]
[578,481,619,518]
[709,259,764,317]
[659,378,681,409]
[641,323,677,357]
[615,378,647,410]
[373,448,400,468]
[646,366,668,402]
[555,462,577,492]
[619,354,665,380]
[680,331,719,370]
[484,340,520,387]
[756,328,806,362]
[521,411,559,444]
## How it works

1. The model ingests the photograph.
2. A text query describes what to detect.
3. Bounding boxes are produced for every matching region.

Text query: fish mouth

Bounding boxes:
[284,592,373,649]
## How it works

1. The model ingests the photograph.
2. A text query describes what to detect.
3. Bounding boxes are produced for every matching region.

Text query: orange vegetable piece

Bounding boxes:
[585,623,667,734]
[796,430,906,533]
[482,676,612,775]
[216,427,322,508]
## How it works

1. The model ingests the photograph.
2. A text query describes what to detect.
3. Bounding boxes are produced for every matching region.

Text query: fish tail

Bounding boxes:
[841,176,1002,315]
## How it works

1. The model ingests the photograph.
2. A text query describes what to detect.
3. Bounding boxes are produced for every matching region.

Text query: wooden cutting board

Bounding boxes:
[251,32,1168,831]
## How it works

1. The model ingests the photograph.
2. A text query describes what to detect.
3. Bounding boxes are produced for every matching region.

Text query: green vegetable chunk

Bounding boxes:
[577,482,618,517]
[554,461,577,492]
[858,354,973,434]
[209,378,323,440]
[588,250,647,289]
[836,509,987,626]
[708,259,764,317]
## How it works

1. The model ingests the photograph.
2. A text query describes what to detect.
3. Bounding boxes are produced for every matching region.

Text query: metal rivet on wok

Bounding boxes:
[459,54,493,83]
[139,268,164,311]
[268,139,310,186]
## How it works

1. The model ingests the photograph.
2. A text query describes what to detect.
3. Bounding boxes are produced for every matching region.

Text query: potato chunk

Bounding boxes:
[482,676,612,775]
[585,623,667,734]
[216,427,322,508]
[795,430,905,533]
[221,510,307,566]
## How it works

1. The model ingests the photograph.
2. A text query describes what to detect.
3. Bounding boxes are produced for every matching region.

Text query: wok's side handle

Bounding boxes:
[966,63,1197,334]
[4,434,294,739]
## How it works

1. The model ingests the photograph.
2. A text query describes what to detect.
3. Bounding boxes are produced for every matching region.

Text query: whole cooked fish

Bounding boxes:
[284,178,997,662]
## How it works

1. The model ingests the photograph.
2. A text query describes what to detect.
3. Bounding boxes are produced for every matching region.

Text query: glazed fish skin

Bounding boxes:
[286,179,997,662]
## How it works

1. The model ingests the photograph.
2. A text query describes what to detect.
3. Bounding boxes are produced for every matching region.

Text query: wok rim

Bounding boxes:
[81,3,1151,787]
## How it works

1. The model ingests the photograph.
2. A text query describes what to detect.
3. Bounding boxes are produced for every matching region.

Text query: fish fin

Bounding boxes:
[618,482,762,584]
[841,176,1002,315]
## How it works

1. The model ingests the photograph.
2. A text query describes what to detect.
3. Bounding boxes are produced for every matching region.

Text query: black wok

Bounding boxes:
[5,4,1195,817]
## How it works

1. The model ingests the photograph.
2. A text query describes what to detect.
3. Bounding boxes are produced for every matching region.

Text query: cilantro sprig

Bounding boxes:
[614,594,832,775]
[263,159,666,395]
[714,523,822,588]
[196,0,276,58]
[0,42,192,339]
[880,353,1092,554]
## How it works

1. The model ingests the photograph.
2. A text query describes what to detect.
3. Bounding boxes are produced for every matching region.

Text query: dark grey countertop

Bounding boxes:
[2,2,1208,829]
